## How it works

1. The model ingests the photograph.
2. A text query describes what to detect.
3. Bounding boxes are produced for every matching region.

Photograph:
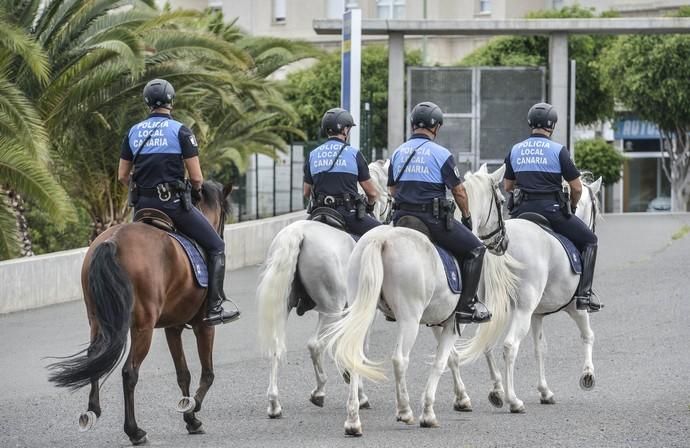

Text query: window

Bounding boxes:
[273,0,286,23]
[479,0,491,14]
[377,0,405,19]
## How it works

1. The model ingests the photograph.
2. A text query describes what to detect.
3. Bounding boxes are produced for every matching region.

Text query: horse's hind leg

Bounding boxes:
[392,319,419,425]
[531,315,555,404]
[485,349,505,408]
[420,323,457,428]
[307,313,335,407]
[122,327,154,445]
[503,309,532,414]
[565,307,596,390]
[432,327,471,412]
[165,327,203,434]
[80,325,102,432]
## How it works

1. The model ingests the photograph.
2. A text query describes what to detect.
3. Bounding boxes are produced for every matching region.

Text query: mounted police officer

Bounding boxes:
[503,102,601,312]
[388,101,491,325]
[303,107,381,236]
[117,78,240,325]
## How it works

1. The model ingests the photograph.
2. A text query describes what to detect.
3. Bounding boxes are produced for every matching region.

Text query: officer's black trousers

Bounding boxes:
[511,199,597,251]
[392,210,484,261]
[136,196,225,255]
[336,206,382,236]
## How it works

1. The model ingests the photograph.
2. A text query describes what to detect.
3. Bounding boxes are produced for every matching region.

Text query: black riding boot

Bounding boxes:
[575,244,602,312]
[203,253,241,326]
[455,246,492,325]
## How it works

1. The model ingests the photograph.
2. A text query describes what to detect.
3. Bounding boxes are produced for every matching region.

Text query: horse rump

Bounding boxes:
[47,240,133,390]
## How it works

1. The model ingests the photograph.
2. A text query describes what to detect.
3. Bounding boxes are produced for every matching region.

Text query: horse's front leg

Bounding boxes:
[165,326,203,435]
[123,327,154,445]
[485,349,505,408]
[188,323,216,431]
[307,313,335,407]
[420,323,457,427]
[565,306,596,390]
[531,315,555,404]
[392,319,420,425]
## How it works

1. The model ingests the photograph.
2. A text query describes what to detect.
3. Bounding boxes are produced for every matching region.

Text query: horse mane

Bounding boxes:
[461,170,491,217]
[201,180,231,215]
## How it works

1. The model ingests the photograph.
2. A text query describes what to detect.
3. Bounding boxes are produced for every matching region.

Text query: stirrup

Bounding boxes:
[455,301,492,324]
[576,296,603,313]
[203,306,241,326]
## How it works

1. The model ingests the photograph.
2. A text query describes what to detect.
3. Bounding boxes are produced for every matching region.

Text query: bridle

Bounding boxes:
[585,184,597,233]
[381,194,393,224]
[477,182,508,255]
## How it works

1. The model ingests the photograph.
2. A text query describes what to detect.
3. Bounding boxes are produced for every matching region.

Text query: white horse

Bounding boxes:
[324,165,517,436]
[256,160,390,418]
[455,173,602,414]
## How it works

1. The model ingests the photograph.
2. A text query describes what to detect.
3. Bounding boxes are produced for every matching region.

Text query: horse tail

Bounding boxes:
[48,240,133,390]
[325,232,387,382]
[455,251,522,365]
[257,224,304,360]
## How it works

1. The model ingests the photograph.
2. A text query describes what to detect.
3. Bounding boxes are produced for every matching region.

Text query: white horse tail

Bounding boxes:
[257,224,304,360]
[326,233,387,382]
[455,251,522,365]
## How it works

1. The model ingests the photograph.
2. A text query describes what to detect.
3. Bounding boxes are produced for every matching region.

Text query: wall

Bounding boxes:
[0,211,306,315]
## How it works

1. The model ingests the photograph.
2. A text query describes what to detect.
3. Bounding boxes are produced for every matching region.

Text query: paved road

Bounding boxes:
[1,214,689,448]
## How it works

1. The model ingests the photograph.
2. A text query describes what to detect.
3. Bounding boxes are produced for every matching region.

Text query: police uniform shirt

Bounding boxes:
[120,113,199,189]
[303,137,370,197]
[504,134,580,192]
[387,134,461,204]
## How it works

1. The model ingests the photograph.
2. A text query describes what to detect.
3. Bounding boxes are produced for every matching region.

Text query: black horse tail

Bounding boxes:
[48,240,133,390]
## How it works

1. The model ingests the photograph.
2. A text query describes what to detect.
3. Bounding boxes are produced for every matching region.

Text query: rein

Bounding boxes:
[477,183,508,254]
[587,185,597,233]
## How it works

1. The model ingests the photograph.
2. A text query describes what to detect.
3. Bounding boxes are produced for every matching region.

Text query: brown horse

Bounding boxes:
[48,181,232,445]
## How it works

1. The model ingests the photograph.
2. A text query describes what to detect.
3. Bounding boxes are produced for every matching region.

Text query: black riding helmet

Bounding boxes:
[143,79,175,109]
[410,101,443,130]
[321,108,355,136]
[527,102,558,130]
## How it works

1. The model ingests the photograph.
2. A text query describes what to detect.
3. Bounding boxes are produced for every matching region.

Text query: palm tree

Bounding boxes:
[0,5,74,259]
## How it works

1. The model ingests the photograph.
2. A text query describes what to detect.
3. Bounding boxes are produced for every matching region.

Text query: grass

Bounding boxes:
[671,225,690,241]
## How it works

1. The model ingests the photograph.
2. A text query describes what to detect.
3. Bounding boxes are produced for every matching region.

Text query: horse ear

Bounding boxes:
[589,177,602,195]
[223,182,233,199]
[479,163,488,174]
[490,164,506,183]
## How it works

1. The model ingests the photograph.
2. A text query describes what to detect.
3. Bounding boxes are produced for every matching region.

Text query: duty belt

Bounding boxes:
[522,191,559,201]
[137,182,183,202]
[317,195,349,207]
[394,202,432,213]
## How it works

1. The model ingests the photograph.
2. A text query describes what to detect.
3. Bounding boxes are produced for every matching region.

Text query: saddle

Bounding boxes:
[307,206,347,231]
[133,208,209,287]
[516,212,582,274]
[133,208,175,232]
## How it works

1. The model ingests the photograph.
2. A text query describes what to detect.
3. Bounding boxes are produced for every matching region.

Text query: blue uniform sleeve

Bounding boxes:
[356,151,371,182]
[441,155,462,189]
[387,156,395,186]
[504,150,516,180]
[178,126,199,159]
[559,147,580,181]
[120,135,133,161]
[303,157,313,184]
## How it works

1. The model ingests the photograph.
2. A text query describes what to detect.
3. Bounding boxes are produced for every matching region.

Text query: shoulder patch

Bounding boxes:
[453,166,461,178]
[189,135,198,147]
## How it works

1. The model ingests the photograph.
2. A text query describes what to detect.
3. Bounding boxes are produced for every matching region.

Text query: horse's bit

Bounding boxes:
[478,183,509,255]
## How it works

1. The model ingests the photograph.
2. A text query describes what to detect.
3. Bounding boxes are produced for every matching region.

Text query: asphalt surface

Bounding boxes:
[1,214,689,448]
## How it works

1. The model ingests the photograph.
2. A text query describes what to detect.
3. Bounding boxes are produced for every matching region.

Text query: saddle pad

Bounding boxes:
[350,233,360,242]
[541,229,582,274]
[167,232,208,288]
[435,245,462,294]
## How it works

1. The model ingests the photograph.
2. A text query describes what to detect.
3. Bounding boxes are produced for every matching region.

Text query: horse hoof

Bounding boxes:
[186,423,205,435]
[78,411,97,432]
[359,400,371,409]
[488,391,504,408]
[510,404,526,414]
[396,413,415,425]
[580,372,596,391]
[453,399,473,412]
[420,418,440,428]
[342,370,351,384]
[540,395,556,405]
[344,423,362,437]
[310,394,325,407]
[176,397,196,414]
[131,432,148,446]
[268,408,283,419]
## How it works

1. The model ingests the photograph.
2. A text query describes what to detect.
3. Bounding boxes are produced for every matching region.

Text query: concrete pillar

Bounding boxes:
[548,33,569,146]
[387,32,405,156]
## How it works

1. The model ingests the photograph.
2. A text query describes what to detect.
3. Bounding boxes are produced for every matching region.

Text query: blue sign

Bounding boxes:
[341,11,352,110]
[614,118,661,140]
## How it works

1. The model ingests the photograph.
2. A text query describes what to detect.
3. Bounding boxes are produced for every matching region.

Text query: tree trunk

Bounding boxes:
[6,190,33,257]
[671,184,689,212]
